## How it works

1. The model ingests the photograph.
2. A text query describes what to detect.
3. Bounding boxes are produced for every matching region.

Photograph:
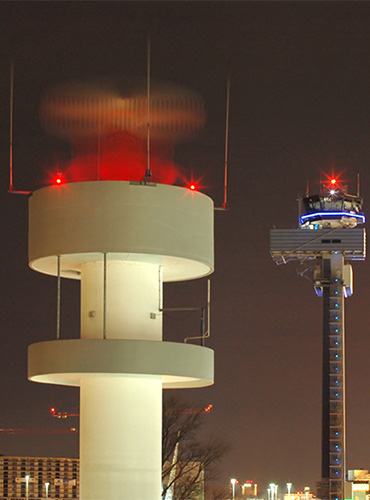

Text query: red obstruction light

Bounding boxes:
[185,178,202,192]
[321,170,347,193]
[50,172,66,186]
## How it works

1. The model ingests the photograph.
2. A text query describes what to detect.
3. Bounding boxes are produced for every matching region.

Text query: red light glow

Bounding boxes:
[186,181,199,191]
[50,172,66,186]
[321,169,347,193]
[185,175,205,192]
[61,134,180,185]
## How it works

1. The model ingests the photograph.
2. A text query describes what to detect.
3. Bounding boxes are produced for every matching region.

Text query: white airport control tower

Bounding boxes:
[27,181,214,500]
[25,83,215,500]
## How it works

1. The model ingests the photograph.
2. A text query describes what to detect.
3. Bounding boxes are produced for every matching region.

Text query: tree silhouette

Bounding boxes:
[162,396,228,500]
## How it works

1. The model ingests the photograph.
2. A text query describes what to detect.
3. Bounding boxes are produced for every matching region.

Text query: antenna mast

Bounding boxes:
[144,34,152,182]
[9,62,14,192]
[223,76,230,210]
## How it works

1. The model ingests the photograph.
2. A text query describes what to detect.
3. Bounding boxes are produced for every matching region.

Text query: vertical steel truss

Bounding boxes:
[322,258,345,500]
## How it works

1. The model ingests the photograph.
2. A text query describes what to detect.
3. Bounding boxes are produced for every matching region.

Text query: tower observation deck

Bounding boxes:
[270,177,366,500]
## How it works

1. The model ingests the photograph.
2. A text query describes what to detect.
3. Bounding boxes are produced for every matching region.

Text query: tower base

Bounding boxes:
[316,478,329,500]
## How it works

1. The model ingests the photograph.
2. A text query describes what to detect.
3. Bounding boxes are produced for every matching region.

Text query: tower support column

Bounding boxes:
[80,376,162,500]
[80,260,162,340]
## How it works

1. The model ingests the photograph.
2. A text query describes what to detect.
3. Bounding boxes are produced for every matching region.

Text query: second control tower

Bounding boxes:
[270,176,366,500]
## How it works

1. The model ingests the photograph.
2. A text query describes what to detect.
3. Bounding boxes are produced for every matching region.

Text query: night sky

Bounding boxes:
[2,1,370,495]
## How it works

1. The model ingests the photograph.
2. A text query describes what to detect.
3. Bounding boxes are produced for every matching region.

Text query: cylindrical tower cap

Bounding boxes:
[29,181,214,282]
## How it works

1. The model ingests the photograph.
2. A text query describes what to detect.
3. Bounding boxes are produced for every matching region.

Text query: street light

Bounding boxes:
[45,481,50,500]
[25,475,30,500]
[287,483,292,500]
[270,483,276,500]
[231,479,237,500]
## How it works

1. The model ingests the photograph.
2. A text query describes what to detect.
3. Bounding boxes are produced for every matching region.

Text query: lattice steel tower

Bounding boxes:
[270,176,366,500]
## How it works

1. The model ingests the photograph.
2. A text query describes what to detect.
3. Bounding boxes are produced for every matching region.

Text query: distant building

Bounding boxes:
[283,490,316,500]
[227,480,260,500]
[0,456,79,499]
[347,470,370,500]
[241,481,258,498]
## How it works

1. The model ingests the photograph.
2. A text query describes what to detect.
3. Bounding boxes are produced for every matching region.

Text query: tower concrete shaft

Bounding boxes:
[27,181,215,500]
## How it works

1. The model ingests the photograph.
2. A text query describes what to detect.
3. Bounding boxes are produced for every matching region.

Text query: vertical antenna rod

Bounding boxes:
[223,76,230,210]
[103,253,107,340]
[9,62,14,192]
[144,34,152,182]
[97,99,102,181]
[357,173,360,197]
[57,255,61,340]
